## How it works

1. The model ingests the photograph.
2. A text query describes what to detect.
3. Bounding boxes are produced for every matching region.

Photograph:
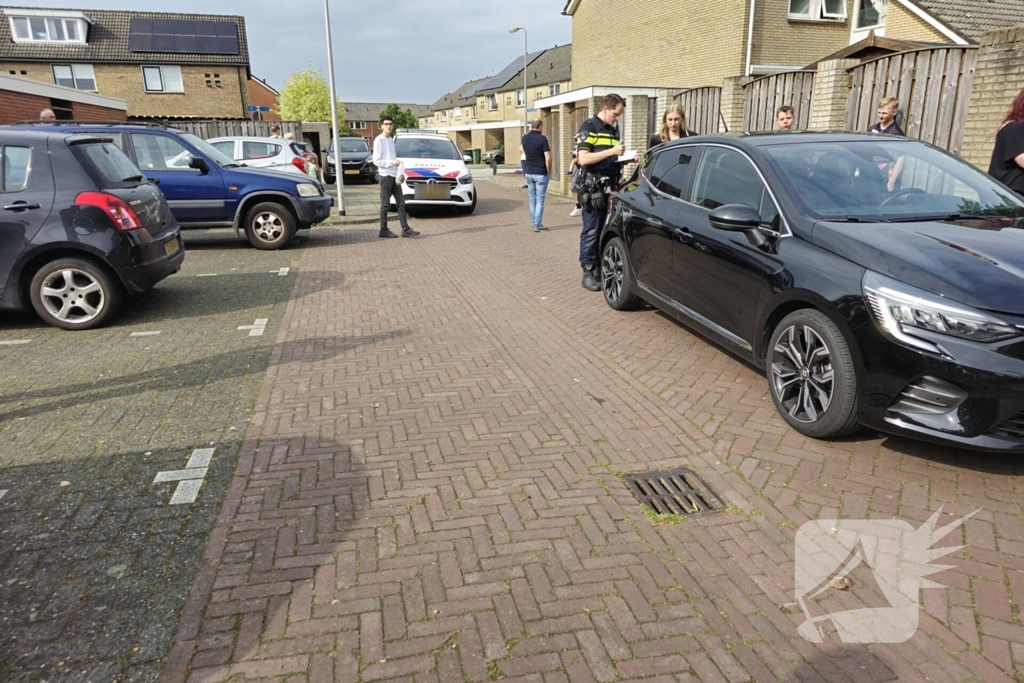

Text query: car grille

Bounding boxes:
[986,411,1024,441]
[406,178,458,189]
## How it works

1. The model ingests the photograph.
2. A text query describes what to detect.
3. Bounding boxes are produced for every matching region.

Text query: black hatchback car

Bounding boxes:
[602,132,1024,452]
[0,130,183,330]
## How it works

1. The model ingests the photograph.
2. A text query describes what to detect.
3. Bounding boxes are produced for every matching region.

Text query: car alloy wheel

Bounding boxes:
[252,211,284,242]
[29,257,123,330]
[771,324,834,423]
[244,202,297,250]
[600,237,642,310]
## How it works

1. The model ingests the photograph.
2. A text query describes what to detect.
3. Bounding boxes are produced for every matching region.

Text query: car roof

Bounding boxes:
[208,136,293,142]
[657,130,921,149]
[0,129,115,144]
[395,132,452,139]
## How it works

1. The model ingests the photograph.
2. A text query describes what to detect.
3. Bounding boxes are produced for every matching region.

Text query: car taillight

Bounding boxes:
[75,191,142,231]
[292,157,307,173]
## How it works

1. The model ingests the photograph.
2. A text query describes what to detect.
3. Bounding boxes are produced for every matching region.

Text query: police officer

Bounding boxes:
[575,94,626,292]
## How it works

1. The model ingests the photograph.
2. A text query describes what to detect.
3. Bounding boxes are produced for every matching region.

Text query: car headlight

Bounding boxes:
[863,271,1020,353]
[458,174,472,185]
[296,183,320,197]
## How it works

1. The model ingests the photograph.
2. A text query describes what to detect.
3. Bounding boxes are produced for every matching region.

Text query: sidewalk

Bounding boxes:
[163,181,1021,682]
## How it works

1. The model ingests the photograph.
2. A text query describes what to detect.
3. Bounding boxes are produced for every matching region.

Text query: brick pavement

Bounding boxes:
[164,179,1024,682]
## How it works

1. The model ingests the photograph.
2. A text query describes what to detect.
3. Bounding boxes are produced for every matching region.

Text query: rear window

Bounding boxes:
[72,142,146,188]
[1,146,32,192]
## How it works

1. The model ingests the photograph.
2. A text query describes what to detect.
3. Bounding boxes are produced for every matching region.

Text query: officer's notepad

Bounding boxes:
[618,150,638,163]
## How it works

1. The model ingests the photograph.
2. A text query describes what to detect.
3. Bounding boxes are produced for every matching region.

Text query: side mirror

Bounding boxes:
[708,204,767,247]
[188,156,210,174]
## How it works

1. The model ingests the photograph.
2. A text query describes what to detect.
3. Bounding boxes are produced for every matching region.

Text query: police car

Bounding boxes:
[393,130,476,214]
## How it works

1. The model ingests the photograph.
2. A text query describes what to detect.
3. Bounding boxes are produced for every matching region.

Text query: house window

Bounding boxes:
[486,94,498,111]
[142,66,183,93]
[52,64,96,91]
[350,121,366,130]
[441,110,447,121]
[516,90,525,107]
[854,0,887,29]
[788,0,846,21]
[8,14,88,43]
[548,84,561,96]
[454,107,461,120]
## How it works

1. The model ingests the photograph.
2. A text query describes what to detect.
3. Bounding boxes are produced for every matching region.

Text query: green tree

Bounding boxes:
[378,103,418,133]
[277,63,345,124]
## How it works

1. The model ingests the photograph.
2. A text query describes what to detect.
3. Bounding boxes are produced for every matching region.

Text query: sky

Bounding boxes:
[13,0,573,104]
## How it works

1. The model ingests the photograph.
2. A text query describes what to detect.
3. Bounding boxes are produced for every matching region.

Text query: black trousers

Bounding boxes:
[379,175,410,231]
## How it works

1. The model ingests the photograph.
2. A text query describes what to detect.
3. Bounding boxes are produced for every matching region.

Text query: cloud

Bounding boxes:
[15,0,572,103]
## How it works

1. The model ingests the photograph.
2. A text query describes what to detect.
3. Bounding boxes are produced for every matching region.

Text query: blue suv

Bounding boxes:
[7,121,332,249]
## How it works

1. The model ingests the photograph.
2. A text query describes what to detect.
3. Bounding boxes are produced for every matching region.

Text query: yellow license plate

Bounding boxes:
[344,169,360,175]
[164,237,179,256]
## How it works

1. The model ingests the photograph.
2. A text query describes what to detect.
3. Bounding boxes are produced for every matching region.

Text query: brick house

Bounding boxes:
[246,75,280,121]
[0,71,126,123]
[342,102,432,143]
[0,6,251,119]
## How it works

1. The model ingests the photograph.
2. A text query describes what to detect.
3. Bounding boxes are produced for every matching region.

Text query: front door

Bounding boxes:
[127,132,226,225]
[0,141,54,297]
[672,146,773,351]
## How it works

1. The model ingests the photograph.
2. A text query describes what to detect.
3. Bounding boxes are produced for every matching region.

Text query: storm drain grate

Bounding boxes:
[624,468,726,517]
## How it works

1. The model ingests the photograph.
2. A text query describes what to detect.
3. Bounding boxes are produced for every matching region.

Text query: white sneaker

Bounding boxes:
[569,207,582,217]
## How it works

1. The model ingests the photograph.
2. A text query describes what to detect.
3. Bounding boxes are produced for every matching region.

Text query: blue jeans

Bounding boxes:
[525,173,549,226]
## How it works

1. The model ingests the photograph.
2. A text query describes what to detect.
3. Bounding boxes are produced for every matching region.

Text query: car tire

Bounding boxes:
[324,174,336,185]
[601,237,643,311]
[766,309,860,439]
[456,192,477,215]
[29,257,123,331]
[495,155,504,165]
[244,202,296,250]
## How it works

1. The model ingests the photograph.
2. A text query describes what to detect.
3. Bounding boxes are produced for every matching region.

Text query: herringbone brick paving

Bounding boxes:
[165,182,1024,682]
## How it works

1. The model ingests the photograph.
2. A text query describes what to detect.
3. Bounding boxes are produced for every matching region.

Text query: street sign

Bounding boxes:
[246,105,258,112]
[526,108,537,113]
[258,105,270,112]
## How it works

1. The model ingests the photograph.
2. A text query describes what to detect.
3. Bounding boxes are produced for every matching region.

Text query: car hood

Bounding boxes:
[812,217,1024,314]
[399,159,466,179]
[230,165,307,182]
[327,151,372,162]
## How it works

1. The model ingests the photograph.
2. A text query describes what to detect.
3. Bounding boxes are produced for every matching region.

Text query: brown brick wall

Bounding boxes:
[885,2,950,43]
[0,61,249,118]
[247,79,281,121]
[752,0,851,68]
[961,26,1024,169]
[73,101,127,121]
[0,87,124,124]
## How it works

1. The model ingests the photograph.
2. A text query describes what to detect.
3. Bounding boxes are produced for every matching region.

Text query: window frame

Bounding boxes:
[853,0,887,30]
[7,15,88,44]
[141,65,184,94]
[516,90,525,107]
[1,145,33,193]
[548,84,561,97]
[486,94,498,111]
[52,63,96,91]
[644,146,700,200]
[690,143,792,237]
[128,133,195,172]
[788,0,847,23]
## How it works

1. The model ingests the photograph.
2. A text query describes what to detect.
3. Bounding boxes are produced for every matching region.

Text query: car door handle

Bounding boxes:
[3,202,41,211]
[673,227,692,243]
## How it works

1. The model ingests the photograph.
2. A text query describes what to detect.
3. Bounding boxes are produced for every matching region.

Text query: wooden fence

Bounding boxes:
[743,71,815,132]
[156,119,304,140]
[675,87,722,134]
[845,46,978,154]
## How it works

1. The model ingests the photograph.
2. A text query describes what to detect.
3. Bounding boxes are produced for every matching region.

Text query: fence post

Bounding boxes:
[960,26,1024,169]
[720,76,748,133]
[808,59,859,131]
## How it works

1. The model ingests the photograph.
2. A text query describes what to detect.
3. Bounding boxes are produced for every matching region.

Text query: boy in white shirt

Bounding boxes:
[372,116,419,238]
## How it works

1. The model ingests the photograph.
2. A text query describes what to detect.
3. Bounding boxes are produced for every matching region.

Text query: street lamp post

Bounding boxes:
[509,27,528,139]
[324,0,345,215]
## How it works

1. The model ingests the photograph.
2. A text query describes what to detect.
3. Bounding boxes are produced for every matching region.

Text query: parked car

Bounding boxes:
[462,149,474,164]
[602,132,1024,452]
[325,137,377,185]
[0,129,183,330]
[207,135,309,177]
[392,131,476,215]
[482,145,505,165]
[7,121,331,249]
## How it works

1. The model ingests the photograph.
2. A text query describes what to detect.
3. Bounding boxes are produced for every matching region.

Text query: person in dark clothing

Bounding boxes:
[989,88,1024,197]
[869,97,906,191]
[649,102,696,149]
[575,93,628,292]
[521,119,552,231]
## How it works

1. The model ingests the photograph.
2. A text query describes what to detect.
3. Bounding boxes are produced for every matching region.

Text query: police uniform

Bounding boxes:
[574,115,621,279]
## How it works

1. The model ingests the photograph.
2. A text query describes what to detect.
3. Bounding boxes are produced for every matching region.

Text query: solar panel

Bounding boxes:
[476,51,544,93]
[129,17,240,55]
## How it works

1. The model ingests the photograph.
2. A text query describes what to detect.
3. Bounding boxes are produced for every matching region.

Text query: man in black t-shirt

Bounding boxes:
[521,119,552,231]
[575,93,627,292]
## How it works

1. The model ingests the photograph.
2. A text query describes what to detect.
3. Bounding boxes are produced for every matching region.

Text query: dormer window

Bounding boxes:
[6,10,91,44]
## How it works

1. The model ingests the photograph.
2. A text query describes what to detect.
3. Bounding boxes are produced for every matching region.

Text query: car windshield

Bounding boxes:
[183,133,240,168]
[330,139,370,154]
[761,140,1024,222]
[395,138,460,160]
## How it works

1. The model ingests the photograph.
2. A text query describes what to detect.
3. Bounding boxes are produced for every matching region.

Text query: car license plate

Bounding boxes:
[415,184,451,201]
[164,237,179,256]
[344,169,360,175]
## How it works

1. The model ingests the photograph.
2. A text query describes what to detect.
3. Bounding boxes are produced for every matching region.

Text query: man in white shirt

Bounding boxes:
[372,116,419,238]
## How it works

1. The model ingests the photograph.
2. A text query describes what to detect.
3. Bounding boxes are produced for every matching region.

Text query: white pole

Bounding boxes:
[324,0,345,215]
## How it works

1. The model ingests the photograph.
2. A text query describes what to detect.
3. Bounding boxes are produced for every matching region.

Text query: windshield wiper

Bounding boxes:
[893,213,993,222]
[121,174,144,182]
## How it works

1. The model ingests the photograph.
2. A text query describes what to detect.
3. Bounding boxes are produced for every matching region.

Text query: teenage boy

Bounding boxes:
[869,97,906,191]
[372,116,419,239]
[776,106,794,131]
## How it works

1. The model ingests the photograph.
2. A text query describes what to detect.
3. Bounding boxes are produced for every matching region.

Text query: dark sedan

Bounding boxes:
[325,137,377,185]
[0,130,183,329]
[601,132,1024,452]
